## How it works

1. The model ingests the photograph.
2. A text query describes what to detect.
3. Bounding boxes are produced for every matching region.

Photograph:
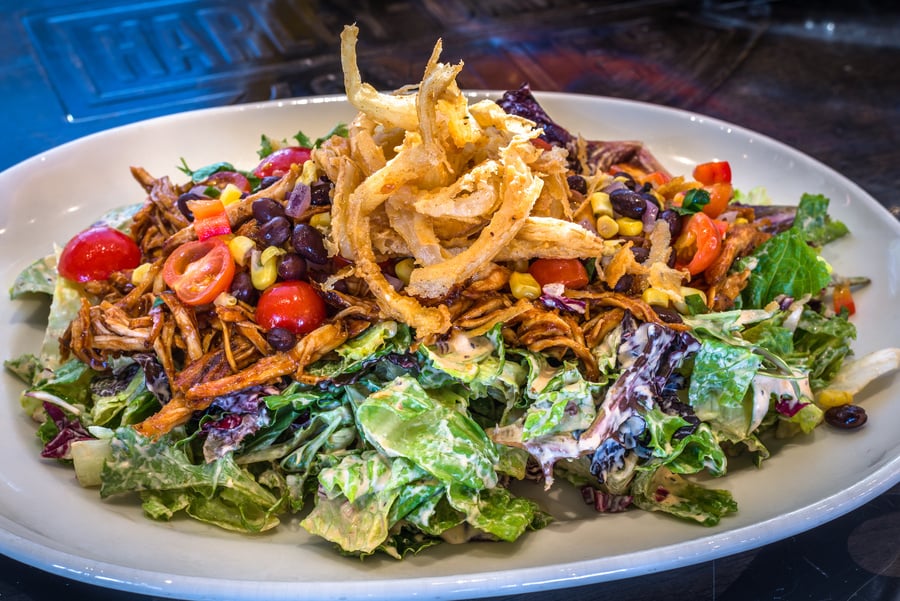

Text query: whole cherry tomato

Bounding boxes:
[255,281,326,335]
[163,238,235,305]
[528,258,590,289]
[674,212,724,276]
[58,226,142,283]
[253,147,312,178]
[692,161,732,186]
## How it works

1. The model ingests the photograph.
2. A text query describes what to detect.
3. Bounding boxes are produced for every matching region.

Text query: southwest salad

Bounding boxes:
[5,25,899,558]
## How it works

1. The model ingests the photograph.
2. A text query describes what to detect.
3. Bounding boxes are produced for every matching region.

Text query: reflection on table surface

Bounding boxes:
[1,0,898,599]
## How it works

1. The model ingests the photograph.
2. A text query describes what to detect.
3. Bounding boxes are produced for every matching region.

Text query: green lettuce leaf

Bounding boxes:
[519,352,601,440]
[687,339,762,443]
[100,428,282,533]
[10,254,57,299]
[792,308,856,390]
[356,375,499,491]
[792,193,849,247]
[741,228,832,309]
[631,464,737,526]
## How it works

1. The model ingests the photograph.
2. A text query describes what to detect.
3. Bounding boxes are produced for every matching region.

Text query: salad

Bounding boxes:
[5,25,899,559]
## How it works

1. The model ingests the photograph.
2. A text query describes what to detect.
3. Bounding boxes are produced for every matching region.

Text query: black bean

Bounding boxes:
[277,253,307,281]
[567,175,587,195]
[310,176,333,206]
[612,274,633,293]
[292,223,328,263]
[229,271,257,304]
[653,306,684,324]
[257,175,282,191]
[258,216,291,247]
[631,246,650,263]
[252,197,285,223]
[266,327,296,351]
[176,192,204,221]
[659,209,682,239]
[609,189,645,219]
[824,404,867,429]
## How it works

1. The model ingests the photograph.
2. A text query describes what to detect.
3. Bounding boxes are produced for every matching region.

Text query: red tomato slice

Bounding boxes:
[700,182,734,218]
[187,198,232,241]
[674,212,724,276]
[692,161,732,186]
[528,258,590,289]
[833,283,856,316]
[163,238,235,305]
[255,281,326,336]
[253,147,312,178]
[58,226,142,283]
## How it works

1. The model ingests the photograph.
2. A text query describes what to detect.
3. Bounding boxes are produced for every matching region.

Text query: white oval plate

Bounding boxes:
[1,94,898,600]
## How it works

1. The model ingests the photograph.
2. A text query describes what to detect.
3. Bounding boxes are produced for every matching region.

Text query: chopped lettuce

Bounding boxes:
[687,339,762,443]
[792,193,849,247]
[740,228,832,309]
[631,464,737,526]
[101,428,282,532]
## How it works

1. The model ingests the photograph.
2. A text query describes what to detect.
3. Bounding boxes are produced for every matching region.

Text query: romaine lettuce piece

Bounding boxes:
[631,463,736,526]
[688,339,762,443]
[100,427,282,533]
[356,375,499,491]
[741,228,832,309]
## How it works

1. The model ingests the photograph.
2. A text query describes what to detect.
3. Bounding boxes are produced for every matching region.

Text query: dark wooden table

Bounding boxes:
[1,1,898,600]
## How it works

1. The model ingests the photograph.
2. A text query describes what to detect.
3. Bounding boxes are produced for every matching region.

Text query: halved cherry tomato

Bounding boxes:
[255,281,326,335]
[701,182,734,218]
[692,161,732,186]
[674,212,724,276]
[253,147,312,178]
[187,198,232,241]
[528,258,590,289]
[58,226,141,283]
[163,238,235,305]
[833,282,856,316]
[203,171,251,194]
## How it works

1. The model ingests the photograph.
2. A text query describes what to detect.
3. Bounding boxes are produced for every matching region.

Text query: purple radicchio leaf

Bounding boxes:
[41,401,92,460]
[774,395,810,418]
[539,283,586,314]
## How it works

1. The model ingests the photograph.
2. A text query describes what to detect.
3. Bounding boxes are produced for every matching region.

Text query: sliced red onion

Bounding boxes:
[285,182,312,219]
[641,199,659,231]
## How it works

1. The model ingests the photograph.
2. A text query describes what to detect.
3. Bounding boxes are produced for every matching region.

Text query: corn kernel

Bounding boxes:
[300,159,318,185]
[250,248,280,290]
[509,271,542,300]
[595,215,619,239]
[260,245,286,265]
[228,235,256,266]
[219,183,243,207]
[589,191,613,218]
[616,217,643,237]
[394,257,415,285]
[309,211,332,229]
[817,389,853,408]
[131,262,152,286]
[641,287,670,307]
[734,217,749,225]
